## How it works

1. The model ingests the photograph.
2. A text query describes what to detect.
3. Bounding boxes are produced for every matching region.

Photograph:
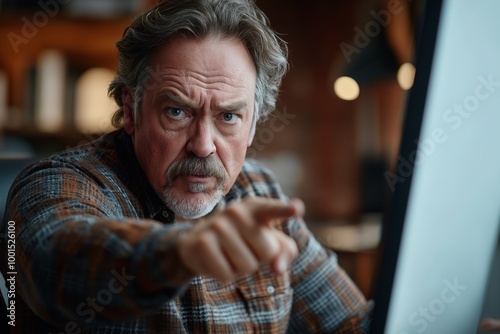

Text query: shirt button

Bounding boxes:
[162,211,170,219]
[267,285,275,295]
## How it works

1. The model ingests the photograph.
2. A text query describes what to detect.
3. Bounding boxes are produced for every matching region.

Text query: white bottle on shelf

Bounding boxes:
[34,49,66,133]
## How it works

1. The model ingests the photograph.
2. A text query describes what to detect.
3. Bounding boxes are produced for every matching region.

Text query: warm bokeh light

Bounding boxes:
[397,62,416,90]
[334,76,360,101]
[75,68,117,134]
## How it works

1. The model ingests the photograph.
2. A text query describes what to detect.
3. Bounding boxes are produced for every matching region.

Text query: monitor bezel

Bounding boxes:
[370,0,444,331]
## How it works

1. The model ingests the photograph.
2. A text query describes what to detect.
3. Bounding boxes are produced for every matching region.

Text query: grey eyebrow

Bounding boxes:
[220,102,248,113]
[160,91,248,113]
[161,91,194,109]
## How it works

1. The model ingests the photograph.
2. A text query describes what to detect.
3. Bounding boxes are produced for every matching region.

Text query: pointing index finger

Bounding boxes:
[250,197,305,226]
[289,198,305,218]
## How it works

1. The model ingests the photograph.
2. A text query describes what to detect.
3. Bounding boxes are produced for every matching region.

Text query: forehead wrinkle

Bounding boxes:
[156,86,249,114]
[153,67,253,111]
[157,67,251,91]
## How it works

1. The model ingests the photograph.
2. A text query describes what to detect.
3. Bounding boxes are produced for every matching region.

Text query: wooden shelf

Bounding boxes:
[0,15,130,119]
[2,125,105,156]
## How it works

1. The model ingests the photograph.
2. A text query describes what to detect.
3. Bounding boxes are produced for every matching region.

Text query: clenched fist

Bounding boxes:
[175,197,305,281]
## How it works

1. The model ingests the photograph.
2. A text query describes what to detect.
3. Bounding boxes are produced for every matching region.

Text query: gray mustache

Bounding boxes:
[167,155,228,186]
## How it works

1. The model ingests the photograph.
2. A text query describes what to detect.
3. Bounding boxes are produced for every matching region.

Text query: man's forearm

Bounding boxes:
[16,217,193,327]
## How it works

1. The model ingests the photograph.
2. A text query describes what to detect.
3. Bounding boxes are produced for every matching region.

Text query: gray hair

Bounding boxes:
[108,0,289,128]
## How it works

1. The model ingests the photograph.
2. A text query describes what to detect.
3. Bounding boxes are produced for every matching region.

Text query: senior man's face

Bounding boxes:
[123,35,256,220]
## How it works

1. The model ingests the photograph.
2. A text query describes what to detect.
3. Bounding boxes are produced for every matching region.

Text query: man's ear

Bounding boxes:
[122,89,135,136]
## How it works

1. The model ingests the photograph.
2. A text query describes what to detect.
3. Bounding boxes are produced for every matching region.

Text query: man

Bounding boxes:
[1,0,372,332]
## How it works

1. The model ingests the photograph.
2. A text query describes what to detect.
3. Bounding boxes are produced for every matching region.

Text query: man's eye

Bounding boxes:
[167,108,185,118]
[222,113,237,123]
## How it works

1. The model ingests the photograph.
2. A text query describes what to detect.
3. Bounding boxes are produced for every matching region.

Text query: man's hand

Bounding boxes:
[175,197,305,281]
[478,318,500,332]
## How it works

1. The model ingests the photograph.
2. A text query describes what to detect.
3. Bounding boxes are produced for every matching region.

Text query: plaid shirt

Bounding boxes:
[1,130,372,333]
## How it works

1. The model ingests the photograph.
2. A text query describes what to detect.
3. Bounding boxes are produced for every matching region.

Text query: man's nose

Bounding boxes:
[186,119,216,157]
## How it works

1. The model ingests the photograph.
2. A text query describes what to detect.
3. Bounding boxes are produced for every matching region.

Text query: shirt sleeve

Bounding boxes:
[3,160,194,328]
[285,216,373,333]
[244,161,372,333]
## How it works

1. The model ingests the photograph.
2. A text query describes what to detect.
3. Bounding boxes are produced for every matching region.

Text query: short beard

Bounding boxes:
[161,187,224,219]
[159,155,228,220]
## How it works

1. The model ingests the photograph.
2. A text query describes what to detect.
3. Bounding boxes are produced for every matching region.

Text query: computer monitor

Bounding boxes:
[371,0,500,333]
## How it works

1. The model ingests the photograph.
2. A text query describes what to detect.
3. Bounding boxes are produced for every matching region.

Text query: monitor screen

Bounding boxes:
[372,0,500,333]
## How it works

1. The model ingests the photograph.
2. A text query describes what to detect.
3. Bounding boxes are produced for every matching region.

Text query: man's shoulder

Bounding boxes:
[49,130,121,165]
[229,159,286,201]
[241,159,272,175]
[14,130,123,184]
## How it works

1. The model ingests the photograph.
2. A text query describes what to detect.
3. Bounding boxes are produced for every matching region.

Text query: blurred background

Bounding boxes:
[0,0,423,297]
